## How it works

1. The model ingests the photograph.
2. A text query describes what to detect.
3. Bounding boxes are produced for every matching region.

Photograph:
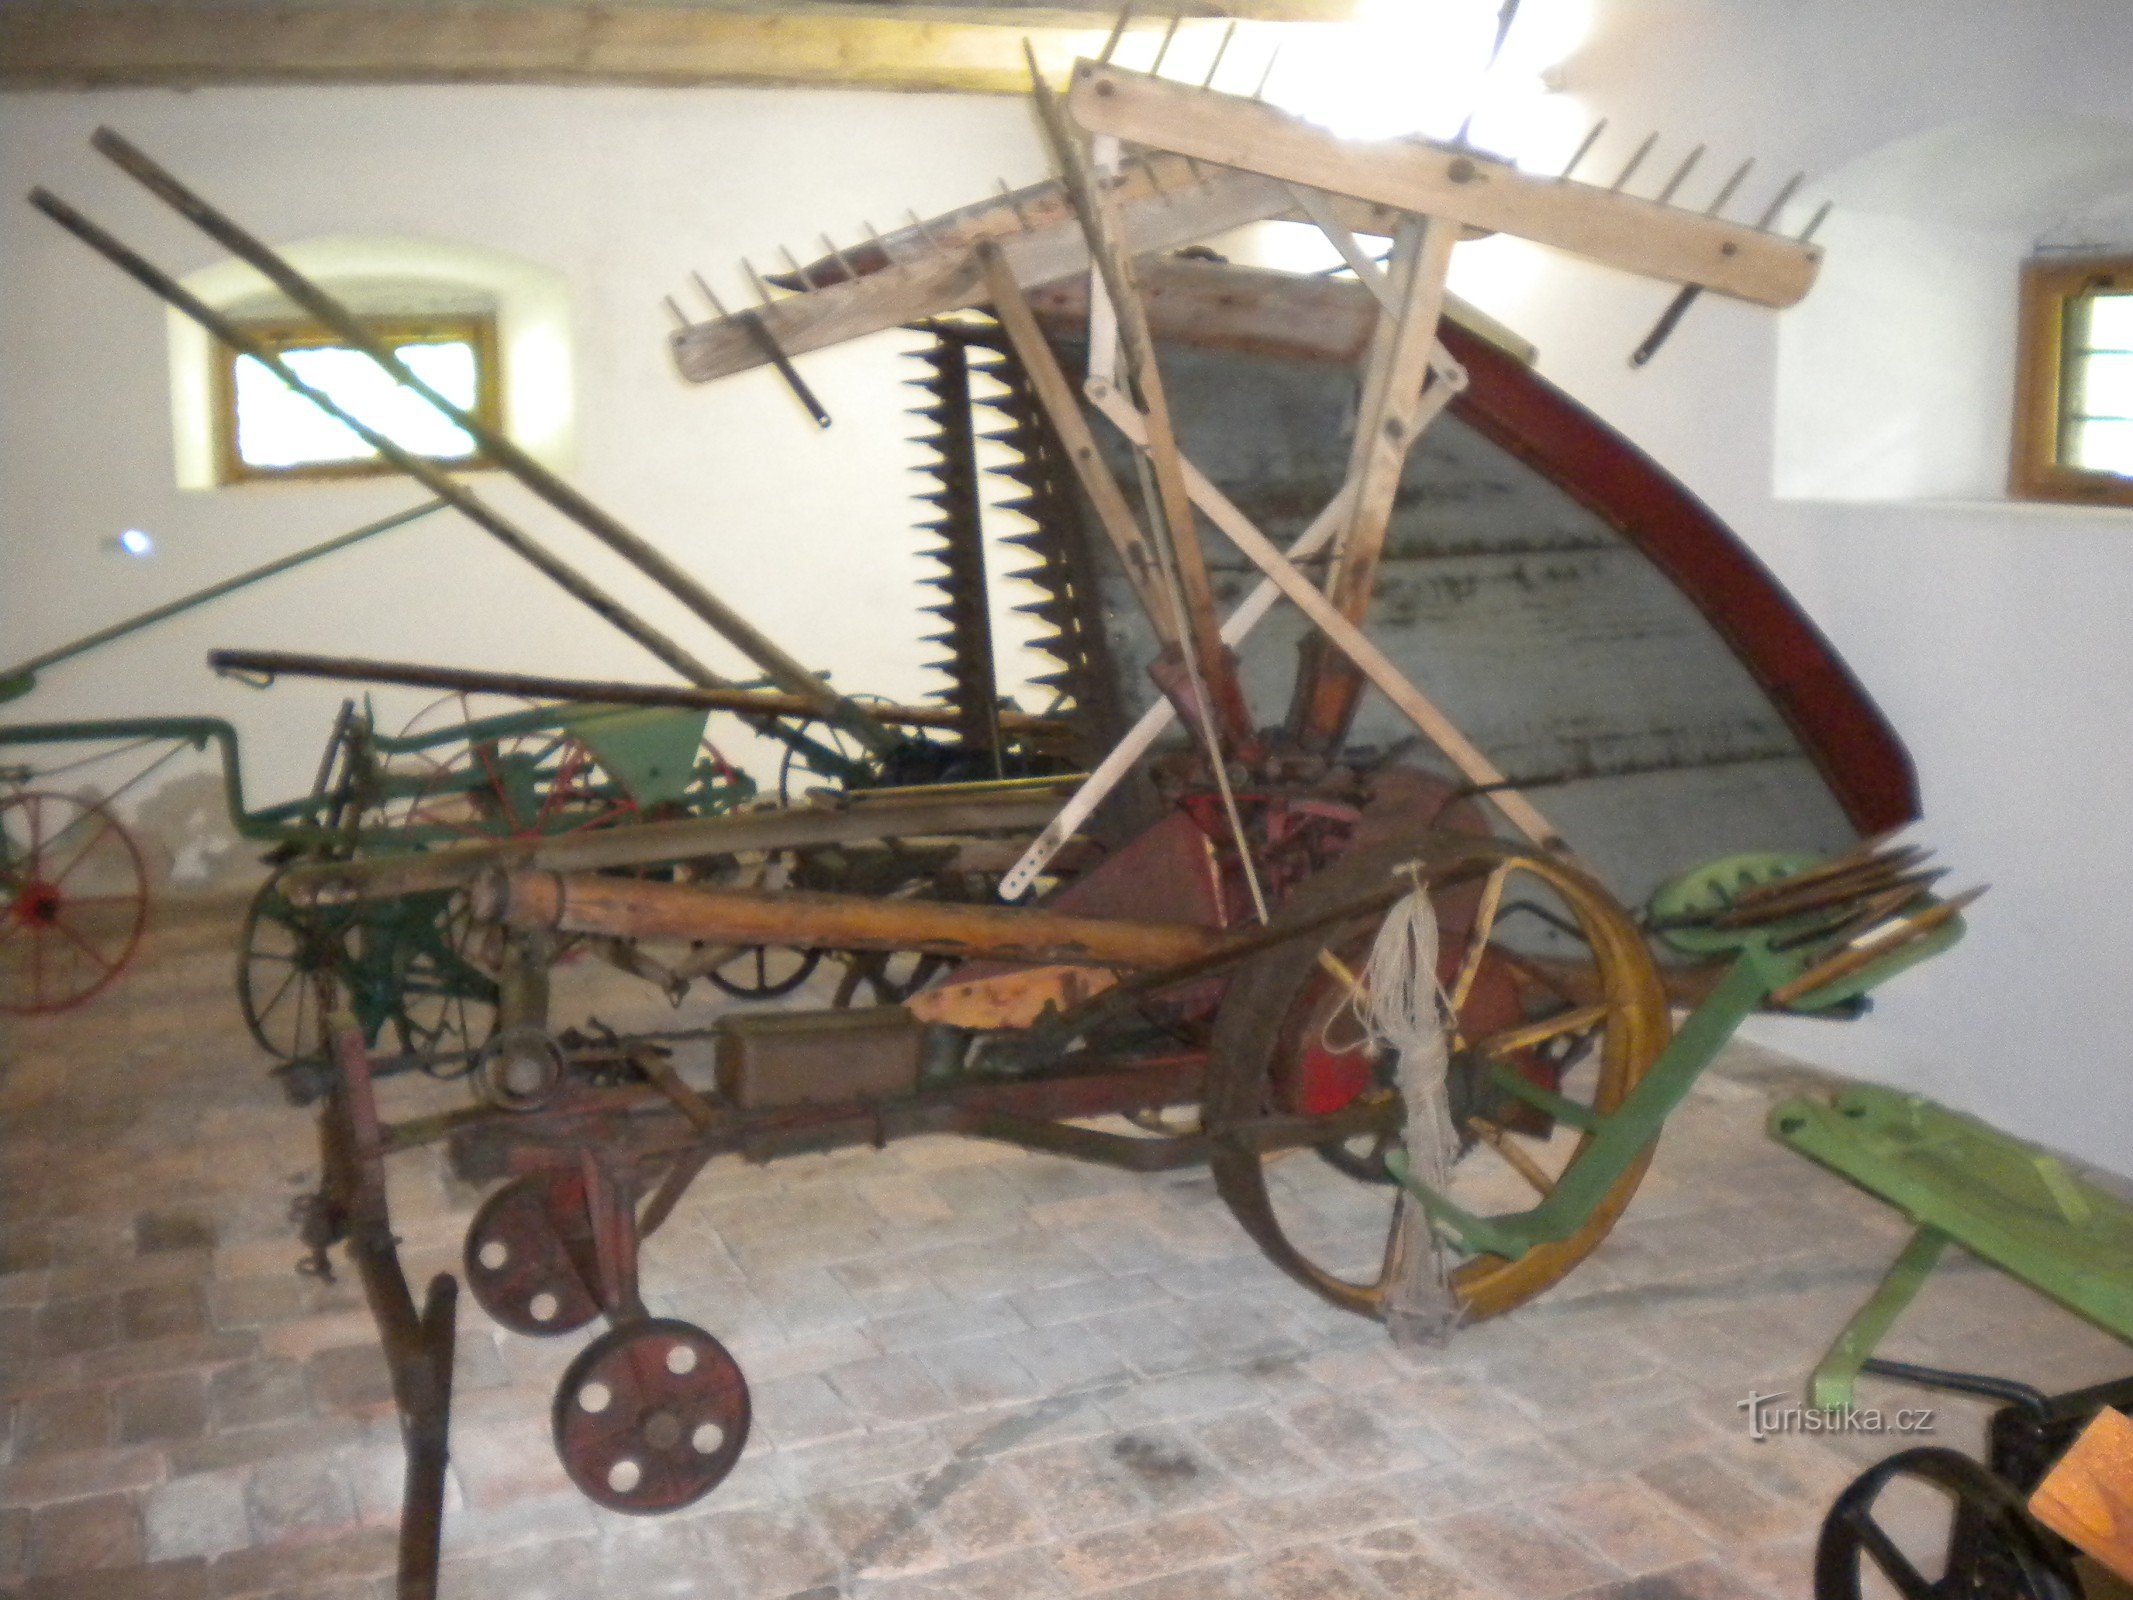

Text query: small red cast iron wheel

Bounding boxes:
[0,791,151,1016]
[552,1318,751,1514]
[462,1169,603,1337]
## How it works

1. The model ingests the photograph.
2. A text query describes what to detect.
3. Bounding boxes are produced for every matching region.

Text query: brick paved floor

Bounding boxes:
[2,904,2126,1600]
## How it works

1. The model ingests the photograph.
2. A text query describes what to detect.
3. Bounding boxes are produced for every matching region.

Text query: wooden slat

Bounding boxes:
[0,5,1345,92]
[670,161,1427,384]
[2029,1407,2133,1583]
[1067,61,1820,306]
[977,241,1178,650]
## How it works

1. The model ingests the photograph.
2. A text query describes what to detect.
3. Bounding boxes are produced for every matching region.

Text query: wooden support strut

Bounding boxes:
[1291,212,1459,752]
[476,869,1228,970]
[1027,45,1251,750]
[976,241,1178,655]
[1086,381,1565,853]
[1064,61,1820,309]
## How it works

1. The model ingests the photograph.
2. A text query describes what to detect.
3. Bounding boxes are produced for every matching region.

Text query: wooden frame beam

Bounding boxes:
[670,159,1429,384]
[1067,60,1821,306]
[0,5,1350,93]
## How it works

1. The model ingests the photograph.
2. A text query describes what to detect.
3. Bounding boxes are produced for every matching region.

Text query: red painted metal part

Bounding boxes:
[461,1169,603,1338]
[1436,320,1919,838]
[551,1317,750,1515]
[0,790,150,1015]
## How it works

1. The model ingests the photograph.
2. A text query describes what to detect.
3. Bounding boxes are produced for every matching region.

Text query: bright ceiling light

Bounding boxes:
[115,527,154,558]
[1264,0,1591,161]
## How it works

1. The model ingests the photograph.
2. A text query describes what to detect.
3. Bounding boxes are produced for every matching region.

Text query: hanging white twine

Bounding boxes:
[1338,865,1464,1347]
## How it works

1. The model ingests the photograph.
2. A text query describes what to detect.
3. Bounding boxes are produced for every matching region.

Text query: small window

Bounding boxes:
[2012,256,2133,506]
[215,314,501,482]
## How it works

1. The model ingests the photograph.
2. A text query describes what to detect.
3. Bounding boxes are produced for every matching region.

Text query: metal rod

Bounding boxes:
[1202,20,1237,88]
[1149,10,1182,76]
[820,234,860,281]
[88,127,896,752]
[1097,0,1135,64]
[1557,117,1606,181]
[743,257,778,306]
[662,295,687,330]
[778,244,815,289]
[1705,157,1754,216]
[29,187,731,694]
[205,649,1070,736]
[1,499,445,691]
[1252,47,1281,101]
[1653,143,1706,206]
[1798,199,1834,243]
[1608,132,1658,192]
[689,270,730,317]
[996,179,1035,231]
[1752,171,1807,230]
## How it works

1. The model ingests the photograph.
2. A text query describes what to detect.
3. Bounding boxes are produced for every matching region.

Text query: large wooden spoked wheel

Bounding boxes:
[1203,834,1671,1324]
[0,791,151,1016]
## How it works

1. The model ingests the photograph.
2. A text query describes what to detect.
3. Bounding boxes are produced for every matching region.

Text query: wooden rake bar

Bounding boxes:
[1065,61,1820,307]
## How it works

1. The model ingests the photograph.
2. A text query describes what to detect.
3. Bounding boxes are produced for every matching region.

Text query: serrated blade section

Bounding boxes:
[904,331,999,755]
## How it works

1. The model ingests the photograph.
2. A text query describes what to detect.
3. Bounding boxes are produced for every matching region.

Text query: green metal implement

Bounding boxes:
[0,500,445,706]
[0,715,314,841]
[1384,845,1974,1265]
[1771,1087,2133,1409]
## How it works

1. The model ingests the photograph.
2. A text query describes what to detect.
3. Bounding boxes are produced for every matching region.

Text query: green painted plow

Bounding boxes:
[1774,1089,2133,1410]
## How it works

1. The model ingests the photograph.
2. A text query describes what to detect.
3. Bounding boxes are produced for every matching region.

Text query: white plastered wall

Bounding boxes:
[2,0,2130,1172]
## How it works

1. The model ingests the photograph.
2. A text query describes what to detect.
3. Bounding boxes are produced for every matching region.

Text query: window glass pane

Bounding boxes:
[2069,417,2133,476]
[2080,292,2133,352]
[2069,350,2133,420]
[233,338,481,470]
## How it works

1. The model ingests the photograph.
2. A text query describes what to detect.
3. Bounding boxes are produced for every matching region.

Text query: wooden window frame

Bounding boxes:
[2011,255,2133,508]
[213,312,502,485]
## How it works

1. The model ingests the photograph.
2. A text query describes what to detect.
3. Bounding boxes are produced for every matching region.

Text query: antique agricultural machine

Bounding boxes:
[27,33,1990,1600]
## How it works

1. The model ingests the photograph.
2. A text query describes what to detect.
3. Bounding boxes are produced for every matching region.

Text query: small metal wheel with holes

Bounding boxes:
[1202,833,1672,1324]
[462,1169,603,1337]
[1815,1447,2079,1600]
[1,791,150,1016]
[552,1318,751,1514]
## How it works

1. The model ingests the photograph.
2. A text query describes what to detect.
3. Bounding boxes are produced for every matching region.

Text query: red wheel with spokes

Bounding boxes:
[0,791,150,1015]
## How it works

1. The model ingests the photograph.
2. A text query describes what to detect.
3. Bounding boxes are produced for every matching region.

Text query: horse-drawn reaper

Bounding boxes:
[30,33,1976,1598]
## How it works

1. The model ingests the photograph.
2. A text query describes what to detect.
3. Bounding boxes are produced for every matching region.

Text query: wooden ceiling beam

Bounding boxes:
[0,4,1351,93]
